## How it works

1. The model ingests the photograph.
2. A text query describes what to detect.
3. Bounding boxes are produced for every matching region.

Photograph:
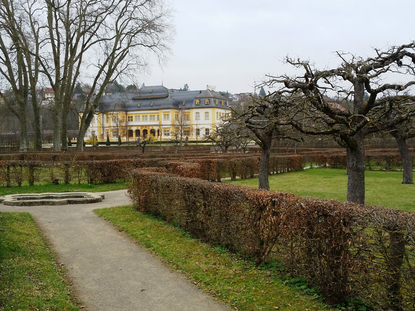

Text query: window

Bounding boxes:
[216,112,219,120]
[112,130,118,137]
[163,129,170,136]
[127,116,133,122]
[135,116,140,122]
[106,116,109,123]
[150,115,155,121]
[157,115,160,121]
[196,128,200,136]
[195,99,200,105]
[184,130,190,137]
[184,114,190,121]
[205,112,209,120]
[142,115,148,121]
[112,116,118,123]
[163,114,170,121]
[205,128,210,136]
[195,112,200,120]
[205,99,209,105]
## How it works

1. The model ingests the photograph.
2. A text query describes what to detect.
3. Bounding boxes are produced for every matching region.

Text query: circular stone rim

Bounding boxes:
[1,192,105,206]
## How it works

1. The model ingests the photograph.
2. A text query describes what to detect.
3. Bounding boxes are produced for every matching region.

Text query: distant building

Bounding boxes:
[84,85,231,142]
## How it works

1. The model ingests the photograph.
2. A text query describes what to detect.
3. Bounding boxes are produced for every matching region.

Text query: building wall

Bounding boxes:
[86,107,230,142]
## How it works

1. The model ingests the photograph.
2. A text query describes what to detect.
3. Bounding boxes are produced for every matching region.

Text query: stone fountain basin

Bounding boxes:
[1,192,105,206]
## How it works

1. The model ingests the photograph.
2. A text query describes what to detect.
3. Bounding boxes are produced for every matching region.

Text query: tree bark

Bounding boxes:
[258,142,271,190]
[18,103,28,152]
[391,131,413,184]
[346,133,365,204]
[31,99,42,151]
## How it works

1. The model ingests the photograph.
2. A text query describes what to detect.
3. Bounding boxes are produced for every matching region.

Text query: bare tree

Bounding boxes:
[205,122,236,153]
[76,0,173,151]
[27,0,173,151]
[271,43,415,203]
[235,93,300,190]
[0,0,42,151]
[172,106,190,149]
[367,96,415,184]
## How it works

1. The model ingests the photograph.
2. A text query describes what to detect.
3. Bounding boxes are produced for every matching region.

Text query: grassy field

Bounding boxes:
[0,212,79,310]
[96,206,335,311]
[226,168,415,212]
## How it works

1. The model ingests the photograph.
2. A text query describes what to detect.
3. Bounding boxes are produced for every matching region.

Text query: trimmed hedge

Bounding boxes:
[128,169,415,309]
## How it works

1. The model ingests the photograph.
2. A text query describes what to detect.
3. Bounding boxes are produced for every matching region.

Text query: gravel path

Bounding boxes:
[0,189,229,311]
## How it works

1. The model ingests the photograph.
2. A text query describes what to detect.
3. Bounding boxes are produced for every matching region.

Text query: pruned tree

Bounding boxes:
[366,96,415,184]
[205,122,235,153]
[235,93,300,190]
[270,43,415,203]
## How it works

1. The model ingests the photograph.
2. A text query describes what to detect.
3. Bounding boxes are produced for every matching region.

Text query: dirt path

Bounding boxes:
[0,190,229,311]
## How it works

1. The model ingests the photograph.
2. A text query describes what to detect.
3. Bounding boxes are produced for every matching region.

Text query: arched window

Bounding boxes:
[205,128,210,136]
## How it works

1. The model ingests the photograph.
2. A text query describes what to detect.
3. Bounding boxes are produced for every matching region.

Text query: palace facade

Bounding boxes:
[84,85,231,142]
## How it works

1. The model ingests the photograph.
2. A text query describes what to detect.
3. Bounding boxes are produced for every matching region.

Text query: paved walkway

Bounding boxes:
[0,190,229,311]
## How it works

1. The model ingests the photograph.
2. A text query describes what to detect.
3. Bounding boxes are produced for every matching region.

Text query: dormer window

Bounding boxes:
[150,102,154,106]
[205,99,209,105]
[149,89,153,93]
[195,99,200,105]
[215,100,218,105]
[182,101,185,106]
[137,103,141,107]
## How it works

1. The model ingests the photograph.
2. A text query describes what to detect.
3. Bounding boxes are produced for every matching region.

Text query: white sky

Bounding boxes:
[142,0,415,94]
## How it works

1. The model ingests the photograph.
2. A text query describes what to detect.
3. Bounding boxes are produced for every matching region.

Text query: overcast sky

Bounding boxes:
[142,0,415,94]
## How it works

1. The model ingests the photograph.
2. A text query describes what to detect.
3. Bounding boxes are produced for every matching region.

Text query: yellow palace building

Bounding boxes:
[85,85,231,142]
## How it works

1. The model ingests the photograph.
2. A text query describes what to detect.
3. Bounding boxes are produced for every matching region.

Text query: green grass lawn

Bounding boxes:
[226,168,415,212]
[0,213,79,310]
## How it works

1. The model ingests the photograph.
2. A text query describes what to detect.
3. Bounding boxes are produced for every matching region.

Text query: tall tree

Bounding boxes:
[33,0,172,151]
[76,0,173,150]
[271,43,415,204]
[0,0,42,151]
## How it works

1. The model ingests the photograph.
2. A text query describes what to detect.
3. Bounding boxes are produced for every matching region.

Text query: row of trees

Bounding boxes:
[0,0,173,152]
[230,43,415,204]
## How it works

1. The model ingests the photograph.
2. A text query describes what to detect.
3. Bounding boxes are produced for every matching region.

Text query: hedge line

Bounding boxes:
[0,154,303,187]
[302,149,415,170]
[128,169,415,309]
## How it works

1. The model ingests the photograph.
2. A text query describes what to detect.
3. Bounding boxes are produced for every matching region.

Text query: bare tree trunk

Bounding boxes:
[53,103,62,151]
[18,104,28,152]
[258,143,271,190]
[346,133,365,204]
[391,131,413,184]
[61,103,69,151]
[32,99,42,151]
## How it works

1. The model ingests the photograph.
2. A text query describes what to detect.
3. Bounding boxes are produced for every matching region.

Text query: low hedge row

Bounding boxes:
[0,154,304,187]
[128,169,415,310]
[302,149,415,171]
